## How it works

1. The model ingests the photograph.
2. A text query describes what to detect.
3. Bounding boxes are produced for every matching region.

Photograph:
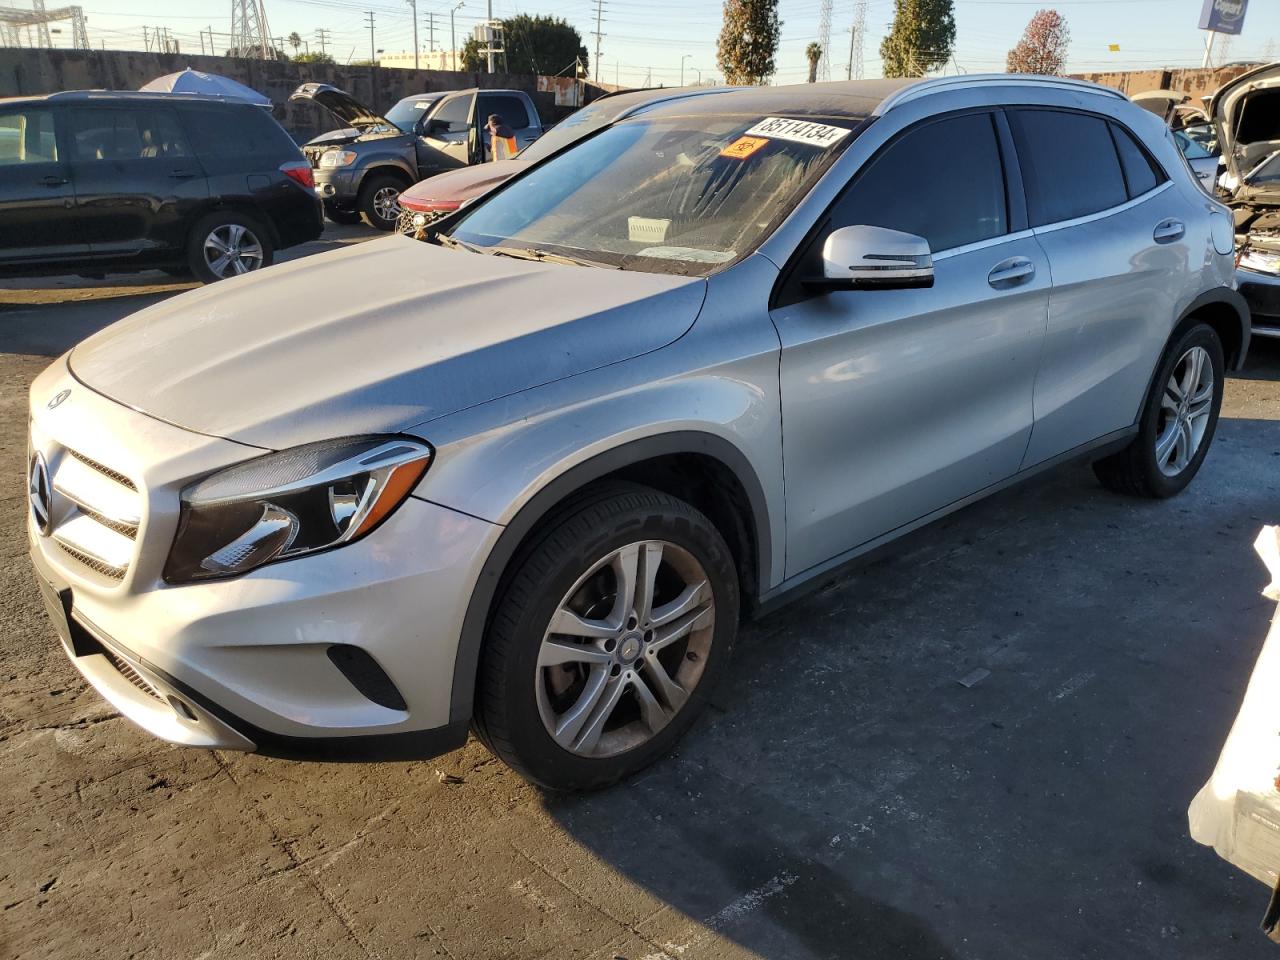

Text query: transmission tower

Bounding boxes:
[851,0,867,80]
[230,0,273,59]
[0,1,89,48]
[816,0,832,82]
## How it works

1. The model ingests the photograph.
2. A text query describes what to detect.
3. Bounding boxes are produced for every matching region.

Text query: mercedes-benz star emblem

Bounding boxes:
[28,452,52,536]
[47,389,70,410]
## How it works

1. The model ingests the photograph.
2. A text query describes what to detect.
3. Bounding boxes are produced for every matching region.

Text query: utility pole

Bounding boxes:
[450,0,463,71]
[365,11,375,64]
[315,27,331,55]
[407,0,418,69]
[486,0,493,71]
[846,25,854,80]
[424,11,435,51]
[591,0,605,83]
[680,53,690,86]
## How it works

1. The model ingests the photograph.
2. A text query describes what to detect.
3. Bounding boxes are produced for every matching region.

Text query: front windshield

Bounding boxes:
[449,114,857,276]
[385,96,442,132]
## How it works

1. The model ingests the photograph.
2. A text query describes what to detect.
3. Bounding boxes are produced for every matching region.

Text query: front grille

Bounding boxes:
[102,648,163,702]
[48,447,141,583]
[396,207,446,236]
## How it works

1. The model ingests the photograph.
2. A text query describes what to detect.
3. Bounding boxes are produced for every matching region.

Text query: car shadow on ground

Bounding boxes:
[537,412,1280,959]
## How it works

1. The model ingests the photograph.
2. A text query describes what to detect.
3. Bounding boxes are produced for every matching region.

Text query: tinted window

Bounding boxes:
[1111,122,1163,197]
[180,104,296,159]
[68,107,190,161]
[1010,109,1127,225]
[478,94,531,130]
[0,109,56,164]
[833,112,1006,252]
[429,95,472,134]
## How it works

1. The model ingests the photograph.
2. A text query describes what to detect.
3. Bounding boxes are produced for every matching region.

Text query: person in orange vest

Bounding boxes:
[485,114,518,161]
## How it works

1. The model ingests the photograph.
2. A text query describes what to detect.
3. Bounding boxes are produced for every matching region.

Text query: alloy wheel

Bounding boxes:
[535,540,715,758]
[1156,345,1214,477]
[202,224,264,278]
[372,186,401,224]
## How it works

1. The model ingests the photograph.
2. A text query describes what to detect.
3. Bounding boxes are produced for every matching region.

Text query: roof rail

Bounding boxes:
[875,73,1126,115]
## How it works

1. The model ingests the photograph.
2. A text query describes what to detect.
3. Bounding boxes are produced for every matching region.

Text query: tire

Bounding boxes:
[357,174,407,231]
[473,483,739,791]
[324,203,363,226]
[1093,321,1224,498]
[186,211,274,283]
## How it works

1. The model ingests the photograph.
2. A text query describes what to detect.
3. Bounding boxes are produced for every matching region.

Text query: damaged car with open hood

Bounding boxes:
[1212,63,1280,340]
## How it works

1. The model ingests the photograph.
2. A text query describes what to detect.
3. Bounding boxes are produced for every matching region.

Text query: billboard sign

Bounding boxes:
[1199,0,1249,35]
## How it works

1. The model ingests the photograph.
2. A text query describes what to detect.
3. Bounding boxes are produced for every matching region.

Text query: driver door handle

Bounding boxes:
[1153,218,1185,243]
[41,175,69,186]
[988,256,1035,289]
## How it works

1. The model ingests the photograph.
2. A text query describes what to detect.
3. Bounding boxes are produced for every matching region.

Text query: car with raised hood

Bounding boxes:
[28,75,1248,790]
[0,91,322,283]
[1211,62,1280,339]
[396,85,734,235]
[292,83,542,230]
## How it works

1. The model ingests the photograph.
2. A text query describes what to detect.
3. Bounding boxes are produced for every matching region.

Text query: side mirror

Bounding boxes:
[805,224,934,291]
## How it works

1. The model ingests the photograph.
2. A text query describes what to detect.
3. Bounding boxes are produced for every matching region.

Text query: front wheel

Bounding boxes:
[473,484,739,790]
[1093,321,1224,498]
[358,174,407,231]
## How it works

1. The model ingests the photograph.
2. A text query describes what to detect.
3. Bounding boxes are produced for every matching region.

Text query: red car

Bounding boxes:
[396,85,732,235]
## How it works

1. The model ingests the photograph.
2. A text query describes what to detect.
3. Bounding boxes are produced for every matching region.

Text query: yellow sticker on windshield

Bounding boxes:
[720,135,770,160]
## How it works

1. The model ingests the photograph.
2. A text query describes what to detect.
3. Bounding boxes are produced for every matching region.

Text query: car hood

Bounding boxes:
[291,82,400,134]
[1210,62,1280,181]
[68,236,705,450]
[399,161,523,208]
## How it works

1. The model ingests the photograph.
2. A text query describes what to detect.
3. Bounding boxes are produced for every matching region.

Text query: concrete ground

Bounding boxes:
[1,235,1279,959]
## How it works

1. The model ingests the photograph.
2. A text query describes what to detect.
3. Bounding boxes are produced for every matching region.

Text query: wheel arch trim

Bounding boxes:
[446,430,773,725]
[1178,286,1250,371]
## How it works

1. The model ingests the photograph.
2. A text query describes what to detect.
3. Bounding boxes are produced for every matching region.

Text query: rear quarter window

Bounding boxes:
[179,104,298,162]
[1009,109,1128,226]
[1110,122,1166,198]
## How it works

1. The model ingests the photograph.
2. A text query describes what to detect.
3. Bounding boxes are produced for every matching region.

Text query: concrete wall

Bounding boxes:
[0,48,602,142]
[1070,64,1260,101]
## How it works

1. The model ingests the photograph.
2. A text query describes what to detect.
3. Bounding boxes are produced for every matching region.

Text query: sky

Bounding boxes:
[35,0,1280,90]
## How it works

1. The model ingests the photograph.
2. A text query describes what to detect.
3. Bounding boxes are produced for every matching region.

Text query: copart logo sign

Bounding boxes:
[1199,0,1248,35]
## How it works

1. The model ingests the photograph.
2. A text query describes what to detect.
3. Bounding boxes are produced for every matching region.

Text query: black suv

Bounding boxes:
[0,91,323,283]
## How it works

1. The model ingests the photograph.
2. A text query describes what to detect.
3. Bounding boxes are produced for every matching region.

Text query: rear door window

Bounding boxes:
[0,108,57,164]
[477,94,532,131]
[1008,109,1128,225]
[69,107,190,161]
[1110,122,1165,198]
[832,111,1008,252]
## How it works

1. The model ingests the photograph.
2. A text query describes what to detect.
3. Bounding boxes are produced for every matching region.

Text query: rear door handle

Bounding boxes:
[1153,218,1185,243]
[41,175,68,187]
[169,169,197,180]
[988,256,1035,289]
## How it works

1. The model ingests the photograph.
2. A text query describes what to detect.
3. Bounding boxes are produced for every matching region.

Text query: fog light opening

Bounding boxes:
[168,695,198,722]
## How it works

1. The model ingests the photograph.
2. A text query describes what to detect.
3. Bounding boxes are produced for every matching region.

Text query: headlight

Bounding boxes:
[412,212,427,228]
[1239,247,1280,275]
[319,150,358,168]
[164,436,432,583]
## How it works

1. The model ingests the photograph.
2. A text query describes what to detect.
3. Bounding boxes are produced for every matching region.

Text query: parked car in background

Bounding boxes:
[292,83,542,229]
[0,91,322,282]
[1209,62,1280,339]
[397,85,734,235]
[27,76,1247,790]
[1173,127,1221,188]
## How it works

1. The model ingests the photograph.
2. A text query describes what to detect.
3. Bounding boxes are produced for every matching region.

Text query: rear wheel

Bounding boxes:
[358,174,407,231]
[473,484,739,790]
[186,212,274,283]
[1093,321,1224,498]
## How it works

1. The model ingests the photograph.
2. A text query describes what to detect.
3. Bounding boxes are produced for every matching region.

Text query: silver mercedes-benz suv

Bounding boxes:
[27,75,1249,790]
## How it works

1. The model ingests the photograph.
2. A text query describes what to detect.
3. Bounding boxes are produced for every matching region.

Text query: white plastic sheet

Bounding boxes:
[1188,527,1280,938]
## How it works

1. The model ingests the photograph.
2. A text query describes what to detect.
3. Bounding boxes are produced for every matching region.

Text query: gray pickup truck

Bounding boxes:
[292,83,543,230]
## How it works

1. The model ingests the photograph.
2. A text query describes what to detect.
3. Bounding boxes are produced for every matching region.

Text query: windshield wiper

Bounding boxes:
[488,246,621,270]
[433,233,488,255]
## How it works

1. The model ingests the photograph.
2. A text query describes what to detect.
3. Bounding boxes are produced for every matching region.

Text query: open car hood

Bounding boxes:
[1210,62,1280,181]
[290,82,399,134]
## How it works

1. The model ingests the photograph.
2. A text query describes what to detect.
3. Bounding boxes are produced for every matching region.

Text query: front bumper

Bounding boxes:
[1236,266,1280,338]
[27,359,499,758]
[313,167,359,203]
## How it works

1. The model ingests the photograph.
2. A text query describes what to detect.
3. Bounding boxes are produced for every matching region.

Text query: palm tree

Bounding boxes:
[805,41,823,83]
[287,31,303,55]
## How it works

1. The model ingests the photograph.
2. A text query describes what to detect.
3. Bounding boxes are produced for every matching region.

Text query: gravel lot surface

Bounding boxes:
[2,237,1278,959]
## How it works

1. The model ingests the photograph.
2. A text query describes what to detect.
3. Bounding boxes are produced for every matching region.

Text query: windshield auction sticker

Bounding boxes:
[743,117,850,148]
[720,135,770,160]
